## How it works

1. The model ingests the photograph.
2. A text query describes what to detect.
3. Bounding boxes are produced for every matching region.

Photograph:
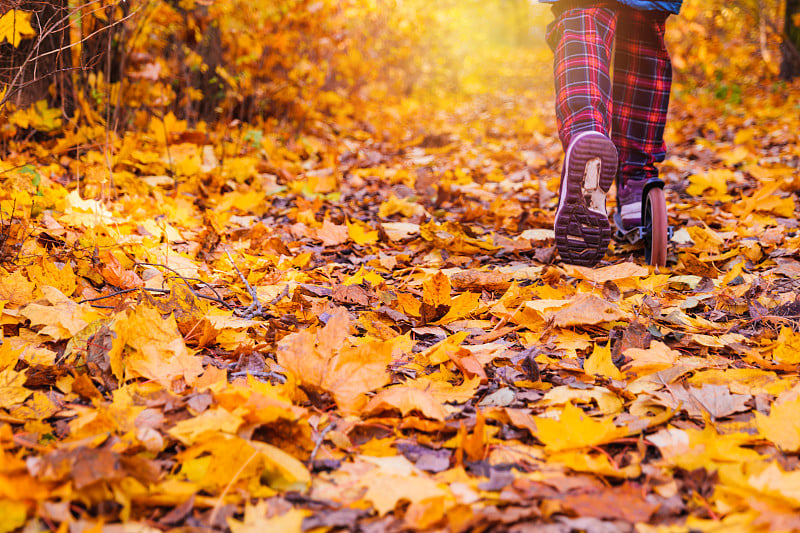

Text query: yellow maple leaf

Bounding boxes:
[109,304,204,387]
[0,270,35,308]
[748,462,800,507]
[343,265,384,286]
[0,10,36,47]
[772,326,800,364]
[0,334,20,372]
[169,406,245,445]
[346,218,379,245]
[433,291,480,325]
[584,342,622,380]
[533,402,627,451]
[0,500,27,533]
[229,506,307,533]
[550,450,641,478]
[684,225,725,254]
[687,368,790,396]
[417,331,469,365]
[650,425,760,472]
[361,473,449,516]
[378,194,427,218]
[397,292,422,317]
[0,368,32,408]
[419,220,498,254]
[177,434,309,494]
[542,385,623,415]
[563,262,649,284]
[730,181,796,218]
[756,396,800,452]
[59,189,114,228]
[19,286,99,341]
[26,260,77,297]
[406,375,481,403]
[686,168,733,200]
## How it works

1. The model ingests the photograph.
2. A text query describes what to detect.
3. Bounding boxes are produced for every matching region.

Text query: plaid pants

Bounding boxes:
[546,2,673,184]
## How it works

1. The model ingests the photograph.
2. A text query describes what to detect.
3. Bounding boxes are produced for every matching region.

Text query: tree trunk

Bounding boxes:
[0,0,74,116]
[781,0,800,79]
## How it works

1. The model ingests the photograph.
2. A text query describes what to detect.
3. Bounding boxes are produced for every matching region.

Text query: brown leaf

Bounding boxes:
[560,483,658,522]
[563,262,649,284]
[551,293,626,327]
[689,384,751,419]
[449,270,511,292]
[332,284,372,306]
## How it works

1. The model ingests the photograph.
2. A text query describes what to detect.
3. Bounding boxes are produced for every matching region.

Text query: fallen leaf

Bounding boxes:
[551,293,626,327]
[0,270,35,308]
[449,270,512,292]
[773,326,800,364]
[622,341,680,377]
[363,386,449,421]
[561,483,657,522]
[109,304,203,387]
[563,262,649,284]
[278,308,407,413]
[533,402,627,451]
[756,395,800,452]
[316,218,349,246]
[361,473,449,515]
[583,342,622,380]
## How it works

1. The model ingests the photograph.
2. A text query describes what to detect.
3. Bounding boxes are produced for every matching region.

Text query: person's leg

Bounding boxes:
[611,8,673,229]
[547,3,619,266]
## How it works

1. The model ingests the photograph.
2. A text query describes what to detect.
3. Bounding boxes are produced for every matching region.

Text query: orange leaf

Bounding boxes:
[461,410,486,461]
[423,271,451,308]
[109,304,203,387]
[99,252,143,289]
[363,385,448,421]
[278,308,408,413]
[447,348,488,384]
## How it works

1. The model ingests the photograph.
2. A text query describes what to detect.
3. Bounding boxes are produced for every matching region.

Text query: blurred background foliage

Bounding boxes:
[0,0,796,140]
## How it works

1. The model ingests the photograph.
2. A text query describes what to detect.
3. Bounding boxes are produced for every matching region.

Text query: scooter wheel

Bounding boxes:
[643,186,668,268]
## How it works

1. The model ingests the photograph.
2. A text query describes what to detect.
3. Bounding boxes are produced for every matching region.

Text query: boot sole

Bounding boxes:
[554,131,618,267]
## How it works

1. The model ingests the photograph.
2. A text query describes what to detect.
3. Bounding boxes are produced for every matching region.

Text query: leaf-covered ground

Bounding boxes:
[1,28,800,533]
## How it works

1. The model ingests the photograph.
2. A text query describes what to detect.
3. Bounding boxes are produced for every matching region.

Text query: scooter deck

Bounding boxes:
[612,211,673,245]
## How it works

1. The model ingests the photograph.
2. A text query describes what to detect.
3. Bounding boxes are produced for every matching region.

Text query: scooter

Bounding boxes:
[613,178,671,267]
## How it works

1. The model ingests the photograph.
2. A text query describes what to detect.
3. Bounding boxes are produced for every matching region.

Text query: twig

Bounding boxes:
[269,284,290,306]
[229,371,286,384]
[163,274,227,302]
[309,423,336,466]
[78,287,169,304]
[134,261,233,309]
[0,0,142,109]
[224,248,263,319]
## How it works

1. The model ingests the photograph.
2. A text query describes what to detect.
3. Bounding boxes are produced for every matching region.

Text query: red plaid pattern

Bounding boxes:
[546,2,673,185]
